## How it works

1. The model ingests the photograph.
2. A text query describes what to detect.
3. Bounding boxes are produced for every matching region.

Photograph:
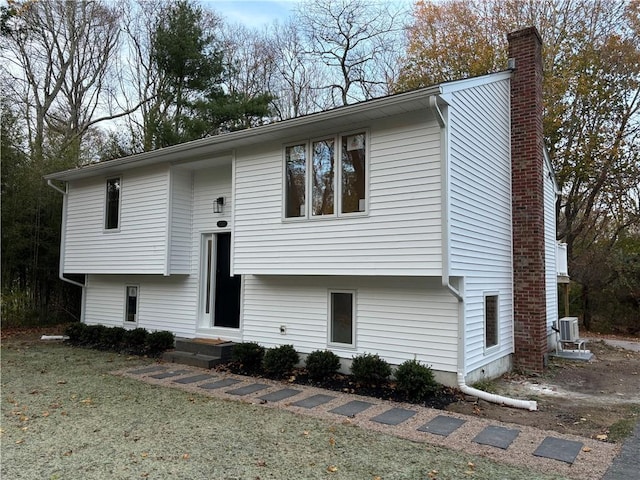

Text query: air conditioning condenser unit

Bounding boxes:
[559,317,580,342]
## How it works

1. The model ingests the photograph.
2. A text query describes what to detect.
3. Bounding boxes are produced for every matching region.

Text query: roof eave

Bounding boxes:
[45,85,442,182]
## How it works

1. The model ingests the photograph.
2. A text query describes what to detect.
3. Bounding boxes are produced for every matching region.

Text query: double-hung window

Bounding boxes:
[284,131,367,219]
[105,177,121,230]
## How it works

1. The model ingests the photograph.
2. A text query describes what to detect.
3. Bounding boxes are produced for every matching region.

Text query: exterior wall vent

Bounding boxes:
[559,317,579,342]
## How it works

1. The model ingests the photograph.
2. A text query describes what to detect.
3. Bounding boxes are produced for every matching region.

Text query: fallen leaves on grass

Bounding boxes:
[326,465,338,473]
[596,434,608,441]
[182,453,190,460]
[583,447,592,452]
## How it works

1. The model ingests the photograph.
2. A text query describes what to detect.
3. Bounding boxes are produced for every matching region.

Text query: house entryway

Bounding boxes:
[199,232,241,334]
[162,337,236,369]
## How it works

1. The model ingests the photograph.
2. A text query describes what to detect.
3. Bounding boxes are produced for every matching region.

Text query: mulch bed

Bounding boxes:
[215,363,460,409]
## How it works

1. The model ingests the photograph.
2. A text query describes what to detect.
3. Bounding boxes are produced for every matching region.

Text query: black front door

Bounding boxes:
[213,232,241,328]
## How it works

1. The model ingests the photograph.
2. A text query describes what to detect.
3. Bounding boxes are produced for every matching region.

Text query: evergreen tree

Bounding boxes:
[147,0,272,148]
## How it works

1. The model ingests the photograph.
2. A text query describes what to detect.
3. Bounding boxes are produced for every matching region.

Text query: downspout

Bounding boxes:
[46,179,86,289]
[429,96,537,412]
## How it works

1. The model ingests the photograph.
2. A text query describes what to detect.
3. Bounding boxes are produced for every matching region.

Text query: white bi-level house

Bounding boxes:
[47,28,564,386]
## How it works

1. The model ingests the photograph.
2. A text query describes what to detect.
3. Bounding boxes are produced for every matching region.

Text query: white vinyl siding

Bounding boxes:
[447,79,514,373]
[192,164,232,235]
[64,165,170,274]
[169,167,193,274]
[242,275,458,372]
[191,164,233,330]
[84,274,198,336]
[544,158,558,331]
[233,110,443,276]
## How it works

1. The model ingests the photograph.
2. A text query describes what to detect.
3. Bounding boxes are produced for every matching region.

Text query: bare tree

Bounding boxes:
[295,0,405,106]
[220,23,274,99]
[268,19,330,119]
[117,0,169,152]
[2,0,128,165]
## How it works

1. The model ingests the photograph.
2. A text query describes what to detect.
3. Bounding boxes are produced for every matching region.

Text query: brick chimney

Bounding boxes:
[508,27,547,372]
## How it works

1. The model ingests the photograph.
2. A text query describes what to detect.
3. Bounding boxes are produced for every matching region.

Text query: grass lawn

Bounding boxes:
[1,340,569,480]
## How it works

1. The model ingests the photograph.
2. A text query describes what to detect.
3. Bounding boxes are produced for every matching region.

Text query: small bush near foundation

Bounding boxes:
[146,331,175,357]
[123,328,148,354]
[231,342,265,374]
[99,326,126,351]
[84,325,107,347]
[65,322,87,345]
[64,324,173,357]
[394,359,438,402]
[350,353,391,384]
[263,345,299,378]
[305,350,341,380]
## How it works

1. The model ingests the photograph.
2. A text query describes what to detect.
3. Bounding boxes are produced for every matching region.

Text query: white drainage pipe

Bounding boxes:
[457,372,537,411]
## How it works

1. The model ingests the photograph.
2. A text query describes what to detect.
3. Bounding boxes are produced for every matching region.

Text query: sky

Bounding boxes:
[203,0,297,28]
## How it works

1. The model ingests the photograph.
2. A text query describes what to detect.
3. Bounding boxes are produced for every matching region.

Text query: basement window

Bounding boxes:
[125,286,138,324]
[329,291,355,348]
[484,294,499,349]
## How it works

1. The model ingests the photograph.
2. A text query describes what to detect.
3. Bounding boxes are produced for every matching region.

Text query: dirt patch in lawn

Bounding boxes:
[447,338,640,442]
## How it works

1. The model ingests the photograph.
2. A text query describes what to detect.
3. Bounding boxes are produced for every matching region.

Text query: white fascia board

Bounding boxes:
[45,86,441,182]
[543,146,560,195]
[439,70,512,95]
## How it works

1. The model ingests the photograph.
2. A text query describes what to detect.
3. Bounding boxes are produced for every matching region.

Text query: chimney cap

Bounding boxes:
[507,26,543,46]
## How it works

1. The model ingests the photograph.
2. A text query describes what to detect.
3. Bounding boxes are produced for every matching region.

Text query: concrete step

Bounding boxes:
[162,351,225,369]
[174,338,236,360]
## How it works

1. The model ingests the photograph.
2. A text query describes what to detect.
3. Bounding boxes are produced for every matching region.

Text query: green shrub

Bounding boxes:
[305,350,341,380]
[83,325,108,347]
[145,331,175,357]
[350,353,391,384]
[263,344,299,377]
[64,322,87,345]
[231,342,265,374]
[123,328,148,354]
[394,359,438,402]
[98,326,126,351]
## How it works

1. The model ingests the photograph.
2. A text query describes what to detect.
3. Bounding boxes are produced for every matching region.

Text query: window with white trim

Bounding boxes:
[484,294,498,349]
[105,177,121,230]
[285,144,306,218]
[341,133,366,214]
[125,286,138,324]
[284,132,367,219]
[329,291,355,347]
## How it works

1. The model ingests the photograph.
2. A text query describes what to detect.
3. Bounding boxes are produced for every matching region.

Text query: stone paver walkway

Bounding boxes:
[116,364,623,480]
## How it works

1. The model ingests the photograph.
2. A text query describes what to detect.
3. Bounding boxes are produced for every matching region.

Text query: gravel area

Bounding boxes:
[1,340,615,480]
